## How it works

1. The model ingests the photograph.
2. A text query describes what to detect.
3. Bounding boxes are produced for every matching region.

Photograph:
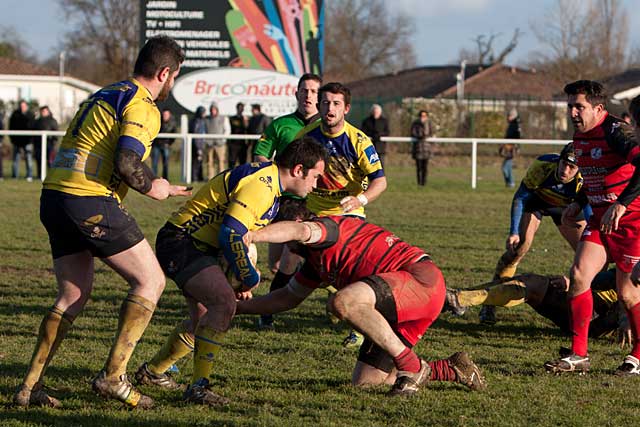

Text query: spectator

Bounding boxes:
[152,108,177,179]
[189,106,207,182]
[9,100,35,181]
[33,106,59,178]
[410,110,433,186]
[228,102,248,168]
[361,104,390,166]
[205,102,230,178]
[499,108,521,188]
[247,104,270,162]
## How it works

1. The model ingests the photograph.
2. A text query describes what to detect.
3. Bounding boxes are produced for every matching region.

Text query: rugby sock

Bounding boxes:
[569,290,592,357]
[626,302,640,359]
[105,294,155,379]
[393,347,421,373]
[457,281,526,308]
[148,319,194,375]
[428,359,457,382]
[494,256,518,280]
[23,306,74,389]
[191,325,225,384]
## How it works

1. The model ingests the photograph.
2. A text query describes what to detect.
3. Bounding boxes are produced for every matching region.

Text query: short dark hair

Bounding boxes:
[298,73,322,89]
[134,36,185,79]
[273,197,313,222]
[629,95,640,124]
[319,82,351,106]
[419,110,428,116]
[275,136,328,176]
[564,80,607,107]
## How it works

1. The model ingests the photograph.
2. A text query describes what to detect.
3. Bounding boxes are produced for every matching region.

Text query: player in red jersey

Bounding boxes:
[545,82,640,376]
[237,212,486,396]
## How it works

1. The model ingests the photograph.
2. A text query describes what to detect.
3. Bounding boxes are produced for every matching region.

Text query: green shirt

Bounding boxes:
[253,111,319,159]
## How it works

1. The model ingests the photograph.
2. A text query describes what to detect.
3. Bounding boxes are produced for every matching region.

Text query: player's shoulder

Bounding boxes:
[602,114,635,141]
[298,119,322,136]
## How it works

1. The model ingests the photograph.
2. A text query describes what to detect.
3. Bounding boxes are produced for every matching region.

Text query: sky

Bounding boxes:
[2,0,640,68]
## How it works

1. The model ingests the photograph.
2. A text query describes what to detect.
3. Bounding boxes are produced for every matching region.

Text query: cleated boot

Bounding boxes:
[615,355,640,377]
[544,352,590,374]
[13,382,61,408]
[183,378,230,406]
[447,352,487,391]
[388,359,431,396]
[443,289,467,316]
[479,305,497,325]
[135,363,181,390]
[342,330,364,349]
[92,370,154,409]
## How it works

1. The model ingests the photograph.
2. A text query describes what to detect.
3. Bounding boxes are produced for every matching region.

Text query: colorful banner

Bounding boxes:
[140,0,324,116]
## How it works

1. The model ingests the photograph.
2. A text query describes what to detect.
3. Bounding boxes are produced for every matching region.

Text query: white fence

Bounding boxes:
[0,130,570,188]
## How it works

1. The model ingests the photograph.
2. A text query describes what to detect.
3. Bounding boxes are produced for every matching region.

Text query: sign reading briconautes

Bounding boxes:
[139,0,324,116]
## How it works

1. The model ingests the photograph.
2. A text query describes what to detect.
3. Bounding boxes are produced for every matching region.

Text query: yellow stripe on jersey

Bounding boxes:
[168,163,282,248]
[297,121,384,216]
[44,79,160,202]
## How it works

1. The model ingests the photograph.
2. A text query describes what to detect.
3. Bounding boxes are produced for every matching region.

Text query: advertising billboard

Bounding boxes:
[140,0,324,116]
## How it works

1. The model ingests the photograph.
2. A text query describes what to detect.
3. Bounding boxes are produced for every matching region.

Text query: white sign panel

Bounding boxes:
[172,67,299,117]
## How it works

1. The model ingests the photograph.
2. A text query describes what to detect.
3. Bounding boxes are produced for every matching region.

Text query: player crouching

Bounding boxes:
[236,205,486,395]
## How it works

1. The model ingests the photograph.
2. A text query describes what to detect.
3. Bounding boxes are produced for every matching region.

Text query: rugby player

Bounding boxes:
[544,83,640,376]
[296,82,388,347]
[251,73,322,329]
[236,212,486,396]
[13,36,189,409]
[480,143,589,325]
[445,270,630,343]
[134,138,327,405]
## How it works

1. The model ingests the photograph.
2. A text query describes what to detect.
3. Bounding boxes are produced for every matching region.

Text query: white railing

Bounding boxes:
[0,130,569,188]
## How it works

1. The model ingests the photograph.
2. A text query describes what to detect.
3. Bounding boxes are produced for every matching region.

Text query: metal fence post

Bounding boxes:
[40,133,47,181]
[180,114,189,183]
[471,139,477,189]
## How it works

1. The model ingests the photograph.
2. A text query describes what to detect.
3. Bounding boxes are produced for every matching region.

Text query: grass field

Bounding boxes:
[0,161,637,426]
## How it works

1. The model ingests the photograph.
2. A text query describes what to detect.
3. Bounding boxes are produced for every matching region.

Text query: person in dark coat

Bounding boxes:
[410,110,433,186]
[361,104,390,166]
[33,106,59,178]
[9,100,35,180]
[189,106,207,182]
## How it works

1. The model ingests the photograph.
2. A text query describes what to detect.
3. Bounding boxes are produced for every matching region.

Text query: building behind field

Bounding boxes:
[0,57,99,127]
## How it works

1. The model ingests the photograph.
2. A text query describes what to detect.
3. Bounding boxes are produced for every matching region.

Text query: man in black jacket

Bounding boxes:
[361,104,390,166]
[9,100,35,181]
[33,106,59,178]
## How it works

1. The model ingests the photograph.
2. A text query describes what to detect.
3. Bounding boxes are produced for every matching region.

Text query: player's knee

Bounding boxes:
[328,291,355,320]
[616,286,640,309]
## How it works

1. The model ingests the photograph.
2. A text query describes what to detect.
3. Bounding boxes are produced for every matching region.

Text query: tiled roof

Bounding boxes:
[600,68,640,95]
[0,57,58,76]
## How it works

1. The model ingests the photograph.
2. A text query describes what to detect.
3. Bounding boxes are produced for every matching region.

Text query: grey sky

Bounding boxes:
[2,0,639,68]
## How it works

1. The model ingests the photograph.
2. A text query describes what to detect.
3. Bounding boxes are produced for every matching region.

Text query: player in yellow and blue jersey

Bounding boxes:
[133,138,327,406]
[13,36,189,410]
[480,143,590,325]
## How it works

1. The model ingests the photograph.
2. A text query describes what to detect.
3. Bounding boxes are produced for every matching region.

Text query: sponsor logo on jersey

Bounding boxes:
[364,145,380,164]
[623,254,640,266]
[259,176,273,191]
[591,147,602,159]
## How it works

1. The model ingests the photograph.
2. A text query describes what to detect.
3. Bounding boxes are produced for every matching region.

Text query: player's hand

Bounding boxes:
[618,314,633,349]
[235,290,253,301]
[548,275,569,291]
[340,196,362,213]
[506,234,520,252]
[561,202,581,227]
[600,202,626,234]
[169,184,193,198]
[242,231,255,247]
[147,178,192,200]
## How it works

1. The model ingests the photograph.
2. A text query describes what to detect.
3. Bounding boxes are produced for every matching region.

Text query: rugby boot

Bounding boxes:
[388,359,431,396]
[258,315,276,331]
[342,330,364,349]
[183,378,230,406]
[479,305,497,325]
[615,355,640,376]
[92,370,153,409]
[448,352,487,391]
[443,289,467,316]
[134,362,181,390]
[544,352,590,374]
[13,382,61,408]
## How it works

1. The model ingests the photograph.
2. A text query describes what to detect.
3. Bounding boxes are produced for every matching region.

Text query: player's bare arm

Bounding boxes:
[236,285,309,315]
[247,221,312,244]
[341,176,387,213]
[115,148,191,200]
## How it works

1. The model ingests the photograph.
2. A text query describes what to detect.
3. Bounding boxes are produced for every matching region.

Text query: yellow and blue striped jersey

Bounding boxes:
[522,154,583,207]
[297,121,384,216]
[168,162,282,248]
[44,79,160,202]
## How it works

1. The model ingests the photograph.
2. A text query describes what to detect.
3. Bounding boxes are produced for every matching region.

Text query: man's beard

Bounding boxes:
[156,79,172,102]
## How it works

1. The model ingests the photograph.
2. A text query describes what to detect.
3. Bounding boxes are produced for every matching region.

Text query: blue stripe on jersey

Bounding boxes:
[260,198,280,221]
[222,214,249,235]
[96,80,138,121]
[367,169,385,180]
[117,135,146,157]
[226,162,274,193]
[307,127,359,163]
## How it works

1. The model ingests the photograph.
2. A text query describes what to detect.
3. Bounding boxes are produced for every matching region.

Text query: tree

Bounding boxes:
[530,0,629,82]
[0,25,37,62]
[457,29,522,65]
[57,0,139,85]
[323,0,416,83]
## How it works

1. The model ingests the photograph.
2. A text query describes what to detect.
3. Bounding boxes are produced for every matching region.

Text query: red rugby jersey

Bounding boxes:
[294,216,427,289]
[572,113,640,210]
